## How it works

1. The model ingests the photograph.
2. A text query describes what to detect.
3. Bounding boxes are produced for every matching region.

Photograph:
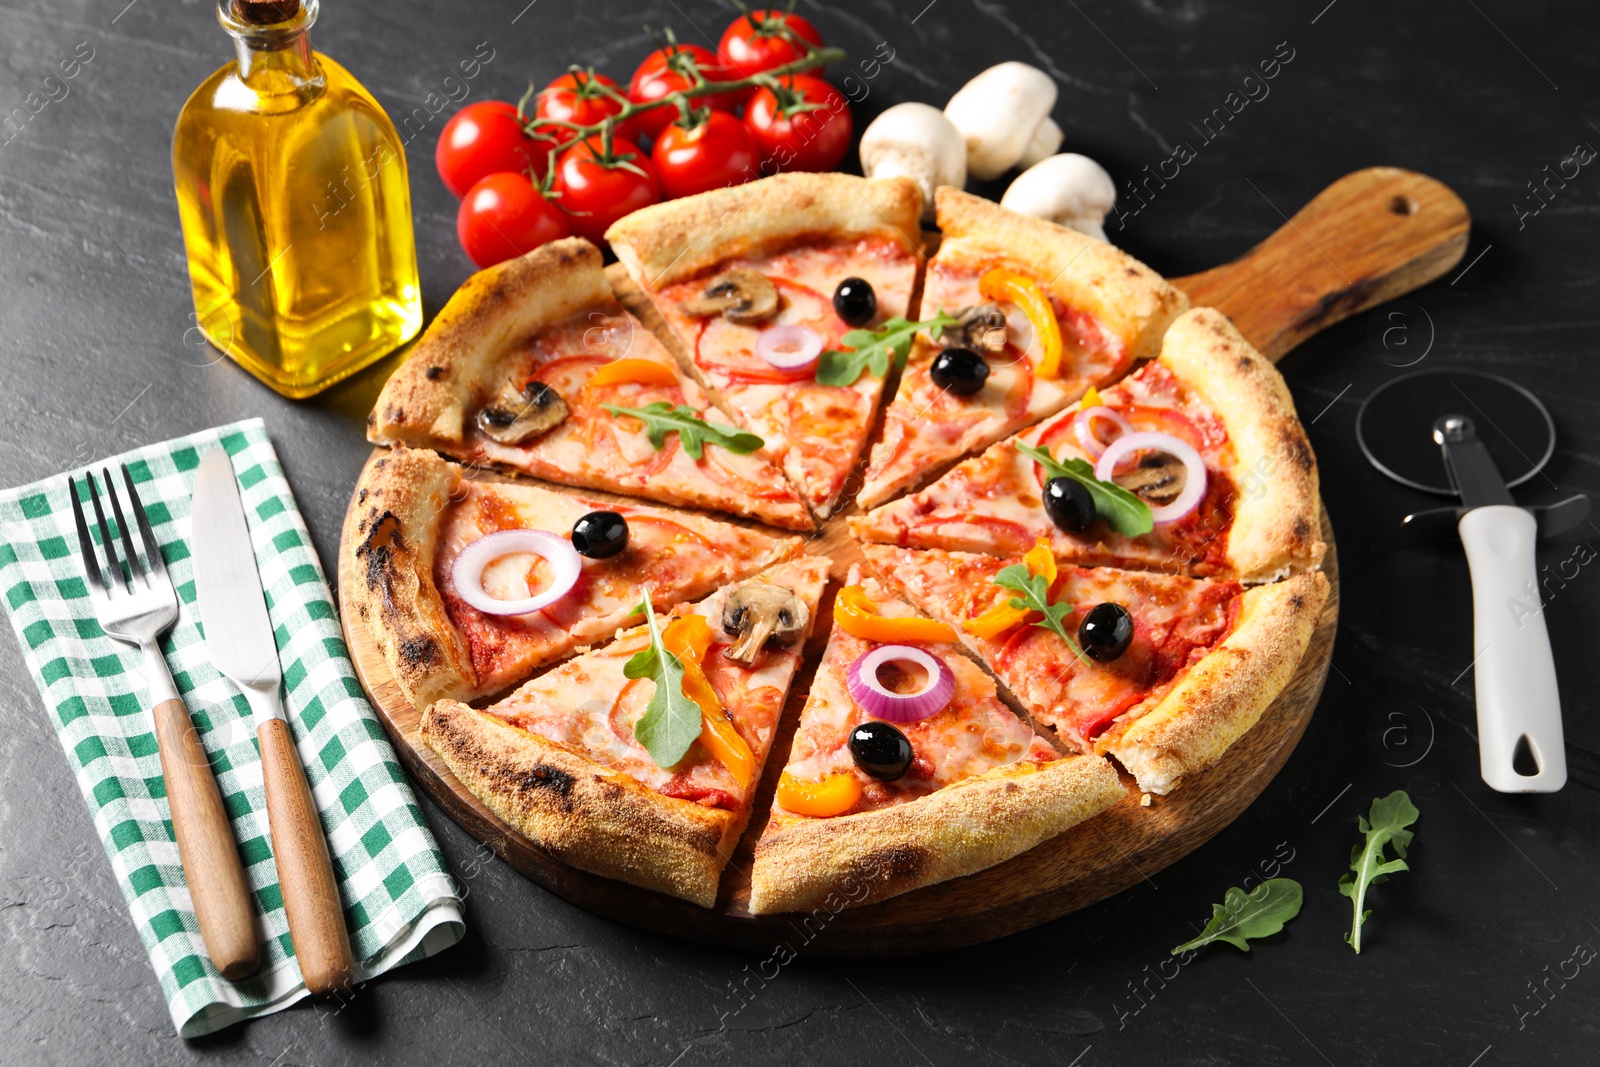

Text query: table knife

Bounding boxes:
[192,448,356,995]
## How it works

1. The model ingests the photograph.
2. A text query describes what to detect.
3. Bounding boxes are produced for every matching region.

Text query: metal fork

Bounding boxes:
[70,465,260,980]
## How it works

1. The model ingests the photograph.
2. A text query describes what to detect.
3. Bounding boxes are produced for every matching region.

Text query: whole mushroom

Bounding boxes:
[858,102,966,222]
[1000,153,1118,242]
[944,62,1059,181]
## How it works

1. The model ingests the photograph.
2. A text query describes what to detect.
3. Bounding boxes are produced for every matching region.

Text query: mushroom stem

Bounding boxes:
[728,616,777,665]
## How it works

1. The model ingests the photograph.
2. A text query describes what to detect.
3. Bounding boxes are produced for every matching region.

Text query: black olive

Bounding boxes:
[832,277,877,327]
[1079,602,1134,661]
[930,346,989,396]
[849,721,914,781]
[571,511,628,559]
[1044,476,1096,532]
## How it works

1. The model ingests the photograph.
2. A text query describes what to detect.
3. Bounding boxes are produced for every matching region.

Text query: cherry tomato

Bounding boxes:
[628,42,738,141]
[744,75,852,173]
[718,8,825,101]
[553,135,661,244]
[456,172,571,269]
[436,101,544,198]
[652,111,760,199]
[533,71,638,149]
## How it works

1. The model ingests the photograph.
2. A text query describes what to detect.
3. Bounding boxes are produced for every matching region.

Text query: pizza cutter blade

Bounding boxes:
[1356,369,1587,794]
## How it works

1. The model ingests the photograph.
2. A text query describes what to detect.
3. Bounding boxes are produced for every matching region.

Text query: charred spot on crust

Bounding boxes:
[356,511,405,596]
[366,412,376,430]
[425,366,445,381]
[374,457,388,470]
[859,845,927,884]
[357,488,368,504]
[523,764,575,798]
[399,633,439,668]
[1292,516,1312,543]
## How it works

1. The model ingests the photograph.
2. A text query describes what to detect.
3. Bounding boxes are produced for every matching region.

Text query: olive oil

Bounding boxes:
[173,0,421,397]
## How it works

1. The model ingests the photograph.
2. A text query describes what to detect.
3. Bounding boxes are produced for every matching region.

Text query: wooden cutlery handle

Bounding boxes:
[1171,166,1472,362]
[151,698,260,980]
[258,718,356,996]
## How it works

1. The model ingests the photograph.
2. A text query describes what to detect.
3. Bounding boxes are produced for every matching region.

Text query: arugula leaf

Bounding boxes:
[992,562,1089,664]
[815,312,960,387]
[1338,790,1419,953]
[601,402,764,460]
[625,593,702,768]
[1015,442,1154,538]
[1171,878,1304,955]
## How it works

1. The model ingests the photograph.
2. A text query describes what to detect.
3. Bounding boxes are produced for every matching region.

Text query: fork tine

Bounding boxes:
[103,466,145,586]
[68,476,108,598]
[85,471,126,594]
[120,464,168,581]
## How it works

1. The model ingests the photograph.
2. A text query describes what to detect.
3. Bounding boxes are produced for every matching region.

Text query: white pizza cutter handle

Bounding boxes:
[1458,506,1566,792]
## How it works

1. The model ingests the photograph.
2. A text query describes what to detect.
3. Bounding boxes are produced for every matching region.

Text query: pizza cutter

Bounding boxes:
[1356,368,1588,793]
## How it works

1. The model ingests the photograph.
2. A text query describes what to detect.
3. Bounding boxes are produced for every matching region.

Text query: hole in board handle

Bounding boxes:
[1388,195,1419,216]
[1512,734,1540,777]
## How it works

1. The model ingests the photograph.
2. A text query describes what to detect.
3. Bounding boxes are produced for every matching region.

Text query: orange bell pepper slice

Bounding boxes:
[588,358,680,389]
[963,540,1059,639]
[776,771,863,817]
[662,615,754,788]
[833,584,956,644]
[979,267,1064,379]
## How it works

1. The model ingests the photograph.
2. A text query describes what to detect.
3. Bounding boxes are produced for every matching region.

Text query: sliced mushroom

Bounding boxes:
[476,380,568,445]
[1113,452,1187,505]
[952,304,1009,353]
[680,269,779,324]
[721,582,808,664]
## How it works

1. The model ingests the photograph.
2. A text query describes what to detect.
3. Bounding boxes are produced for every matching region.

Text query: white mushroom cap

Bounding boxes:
[1000,153,1118,242]
[944,62,1058,181]
[858,102,966,222]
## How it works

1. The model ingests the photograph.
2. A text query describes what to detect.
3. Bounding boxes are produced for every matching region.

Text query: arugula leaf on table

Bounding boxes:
[1015,441,1154,538]
[1170,878,1304,955]
[1338,790,1419,954]
[625,593,701,768]
[815,312,960,387]
[601,402,764,460]
[992,561,1089,665]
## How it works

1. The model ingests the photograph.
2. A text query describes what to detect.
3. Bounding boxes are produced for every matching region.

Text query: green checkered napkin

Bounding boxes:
[0,419,464,1038]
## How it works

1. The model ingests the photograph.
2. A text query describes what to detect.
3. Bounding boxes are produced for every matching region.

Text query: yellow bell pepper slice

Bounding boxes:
[662,615,754,788]
[1081,384,1104,409]
[833,584,956,644]
[588,358,680,389]
[979,267,1064,379]
[776,771,863,817]
[962,539,1059,639]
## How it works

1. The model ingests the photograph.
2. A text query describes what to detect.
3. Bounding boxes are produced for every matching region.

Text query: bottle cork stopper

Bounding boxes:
[233,0,301,24]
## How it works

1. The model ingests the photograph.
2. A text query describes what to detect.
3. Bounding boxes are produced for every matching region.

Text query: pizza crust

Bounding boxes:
[748,755,1124,915]
[1104,570,1330,794]
[606,172,923,290]
[420,700,736,907]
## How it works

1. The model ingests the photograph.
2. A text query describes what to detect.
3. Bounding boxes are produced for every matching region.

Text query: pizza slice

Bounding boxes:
[856,188,1188,510]
[853,307,1326,583]
[861,542,1329,796]
[347,446,800,710]
[747,568,1124,915]
[368,237,812,531]
[606,173,924,520]
[421,556,830,907]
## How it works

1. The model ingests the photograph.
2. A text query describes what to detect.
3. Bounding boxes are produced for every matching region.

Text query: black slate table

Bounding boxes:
[3,1,1598,1063]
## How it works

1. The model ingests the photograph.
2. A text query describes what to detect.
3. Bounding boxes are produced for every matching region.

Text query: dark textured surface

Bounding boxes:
[2,1,1598,1063]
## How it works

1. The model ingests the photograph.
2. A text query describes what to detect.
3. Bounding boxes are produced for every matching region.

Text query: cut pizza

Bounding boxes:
[347,445,800,710]
[747,569,1125,914]
[368,237,812,531]
[855,187,1189,510]
[421,556,830,907]
[861,542,1329,795]
[853,306,1326,583]
[606,172,924,520]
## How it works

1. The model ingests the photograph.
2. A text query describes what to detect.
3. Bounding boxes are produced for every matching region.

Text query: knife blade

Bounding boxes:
[192,448,356,994]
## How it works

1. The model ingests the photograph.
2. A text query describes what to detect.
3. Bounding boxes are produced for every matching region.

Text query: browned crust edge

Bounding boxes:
[747,755,1125,915]
[420,700,735,908]
[606,173,923,290]
[1105,570,1331,794]
[1158,308,1326,582]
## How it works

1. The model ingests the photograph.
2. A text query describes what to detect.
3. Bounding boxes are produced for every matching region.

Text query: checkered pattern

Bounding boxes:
[0,419,463,1038]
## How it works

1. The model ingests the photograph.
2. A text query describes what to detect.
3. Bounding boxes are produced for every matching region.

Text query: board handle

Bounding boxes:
[1170,167,1470,361]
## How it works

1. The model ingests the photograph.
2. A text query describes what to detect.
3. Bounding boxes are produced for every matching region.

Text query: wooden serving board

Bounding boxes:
[336,168,1464,955]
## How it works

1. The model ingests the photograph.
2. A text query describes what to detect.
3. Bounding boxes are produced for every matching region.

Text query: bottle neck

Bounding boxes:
[218,0,322,93]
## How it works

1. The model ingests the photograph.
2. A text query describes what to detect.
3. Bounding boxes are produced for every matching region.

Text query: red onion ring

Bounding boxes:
[755,324,824,372]
[1094,430,1208,525]
[1071,405,1132,458]
[450,529,582,615]
[846,644,956,723]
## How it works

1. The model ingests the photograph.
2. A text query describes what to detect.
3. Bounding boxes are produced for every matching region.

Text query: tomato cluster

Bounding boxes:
[437,9,854,269]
